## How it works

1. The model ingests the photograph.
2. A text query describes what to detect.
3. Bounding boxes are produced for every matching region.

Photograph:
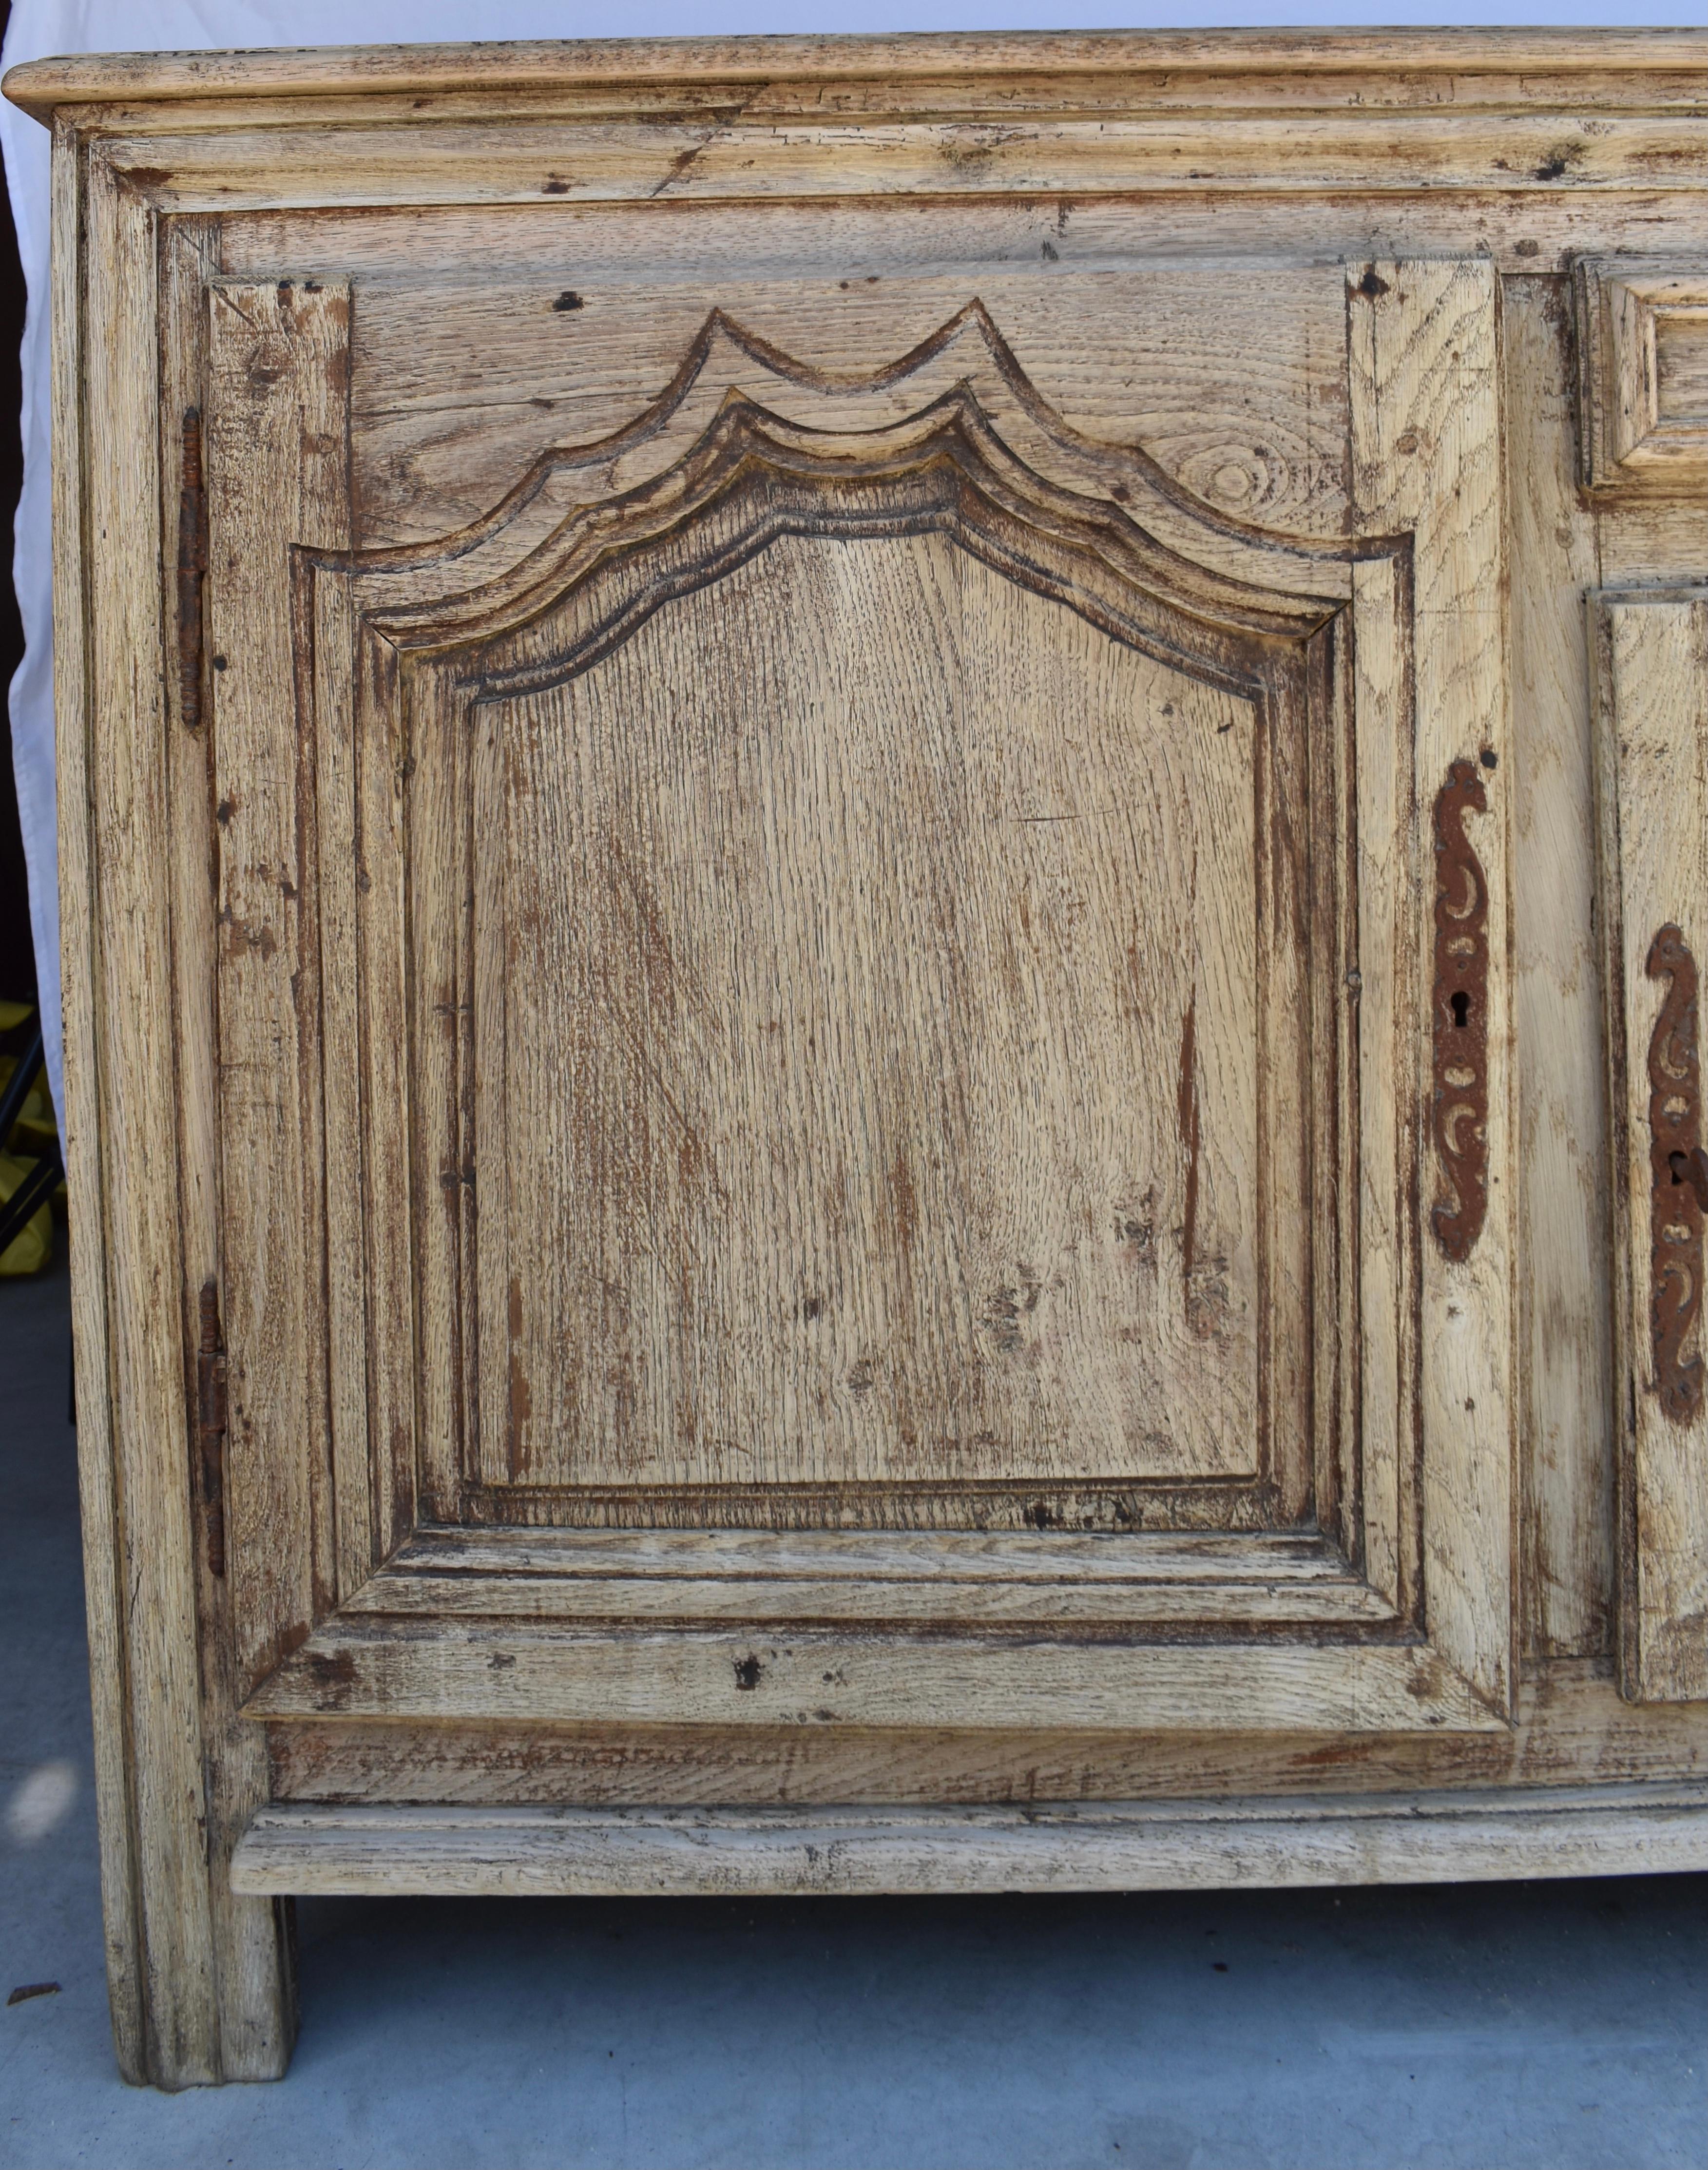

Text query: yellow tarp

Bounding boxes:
[0,1151,53,1276]
[0,1023,60,1274]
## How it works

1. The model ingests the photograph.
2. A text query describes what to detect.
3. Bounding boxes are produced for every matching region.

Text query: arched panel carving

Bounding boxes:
[443,389,1336,705]
[335,300,1352,642]
[302,305,1357,1539]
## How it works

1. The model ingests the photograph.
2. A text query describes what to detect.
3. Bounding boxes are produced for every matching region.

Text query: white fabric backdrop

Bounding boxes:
[0,0,1691,1122]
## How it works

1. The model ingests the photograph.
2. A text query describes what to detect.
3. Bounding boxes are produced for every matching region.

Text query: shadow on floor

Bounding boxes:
[3,1257,1704,2170]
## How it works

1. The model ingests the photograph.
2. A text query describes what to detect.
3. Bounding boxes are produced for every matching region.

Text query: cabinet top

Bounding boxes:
[7,28,1708,126]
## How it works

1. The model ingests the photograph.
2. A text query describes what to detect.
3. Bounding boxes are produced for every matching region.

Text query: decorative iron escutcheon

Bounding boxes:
[1646,924,1707,1425]
[1430,757,1492,1263]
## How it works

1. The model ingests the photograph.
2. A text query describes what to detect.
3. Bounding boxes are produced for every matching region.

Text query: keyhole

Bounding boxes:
[1669,1148,1708,1212]
[1450,990,1471,1029]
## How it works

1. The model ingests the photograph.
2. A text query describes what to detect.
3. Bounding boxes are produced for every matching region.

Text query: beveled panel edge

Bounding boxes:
[239,1622,1503,1733]
[381,1524,1361,1579]
[337,1525,1396,1629]
[252,1660,1708,1809]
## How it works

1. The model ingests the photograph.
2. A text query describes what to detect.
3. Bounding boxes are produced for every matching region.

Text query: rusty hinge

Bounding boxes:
[177,406,208,731]
[195,1279,228,1576]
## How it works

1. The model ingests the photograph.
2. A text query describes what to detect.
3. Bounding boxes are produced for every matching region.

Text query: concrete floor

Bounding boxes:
[2,1253,1705,2169]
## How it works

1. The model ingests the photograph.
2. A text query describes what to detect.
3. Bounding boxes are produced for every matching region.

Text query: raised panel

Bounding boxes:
[1574,257,1708,497]
[198,253,1515,1735]
[482,538,1263,1497]
[371,320,1339,1542]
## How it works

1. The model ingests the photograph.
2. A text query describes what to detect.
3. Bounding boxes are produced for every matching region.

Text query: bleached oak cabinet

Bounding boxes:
[6,29,1707,2088]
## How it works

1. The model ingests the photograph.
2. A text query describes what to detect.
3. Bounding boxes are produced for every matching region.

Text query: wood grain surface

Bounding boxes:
[489,535,1261,1493]
[206,277,352,1701]
[346,268,1351,553]
[22,31,1708,2085]
[1349,258,1516,1718]
[1505,278,1615,1664]
[10,28,1707,122]
[230,1782,1708,1898]
[1593,588,1708,1705]
[265,1660,1708,1806]
[161,218,299,2087]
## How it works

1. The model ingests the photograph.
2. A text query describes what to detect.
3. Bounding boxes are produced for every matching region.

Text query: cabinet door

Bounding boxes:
[191,242,1517,1747]
[1593,588,1708,1703]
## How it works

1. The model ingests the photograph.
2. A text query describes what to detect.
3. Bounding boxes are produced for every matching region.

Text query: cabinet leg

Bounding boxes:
[74,1248,297,2086]
[90,1739,297,2087]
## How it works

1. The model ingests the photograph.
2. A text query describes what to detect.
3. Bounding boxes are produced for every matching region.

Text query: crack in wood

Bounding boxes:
[195,1280,228,1577]
[175,406,207,729]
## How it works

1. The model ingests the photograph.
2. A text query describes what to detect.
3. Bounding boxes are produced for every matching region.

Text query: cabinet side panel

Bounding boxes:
[80,153,221,2086]
[54,124,147,2089]
[159,216,297,2083]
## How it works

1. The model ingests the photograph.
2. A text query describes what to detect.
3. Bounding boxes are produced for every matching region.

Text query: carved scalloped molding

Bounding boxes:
[313,299,1356,647]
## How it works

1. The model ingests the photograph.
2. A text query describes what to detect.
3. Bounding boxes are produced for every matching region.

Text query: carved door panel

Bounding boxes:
[195,245,1517,1749]
[1593,588,1708,1703]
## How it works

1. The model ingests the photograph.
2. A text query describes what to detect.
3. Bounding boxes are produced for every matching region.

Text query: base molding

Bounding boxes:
[230,1783,1708,1898]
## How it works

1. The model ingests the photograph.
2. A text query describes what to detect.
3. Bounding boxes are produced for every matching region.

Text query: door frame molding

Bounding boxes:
[195,266,1513,1740]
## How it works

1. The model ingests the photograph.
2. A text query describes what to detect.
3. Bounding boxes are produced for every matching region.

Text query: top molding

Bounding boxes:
[7,28,1708,125]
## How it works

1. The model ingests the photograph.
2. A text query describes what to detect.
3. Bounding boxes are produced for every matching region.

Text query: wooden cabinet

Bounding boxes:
[6,28,1707,2089]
